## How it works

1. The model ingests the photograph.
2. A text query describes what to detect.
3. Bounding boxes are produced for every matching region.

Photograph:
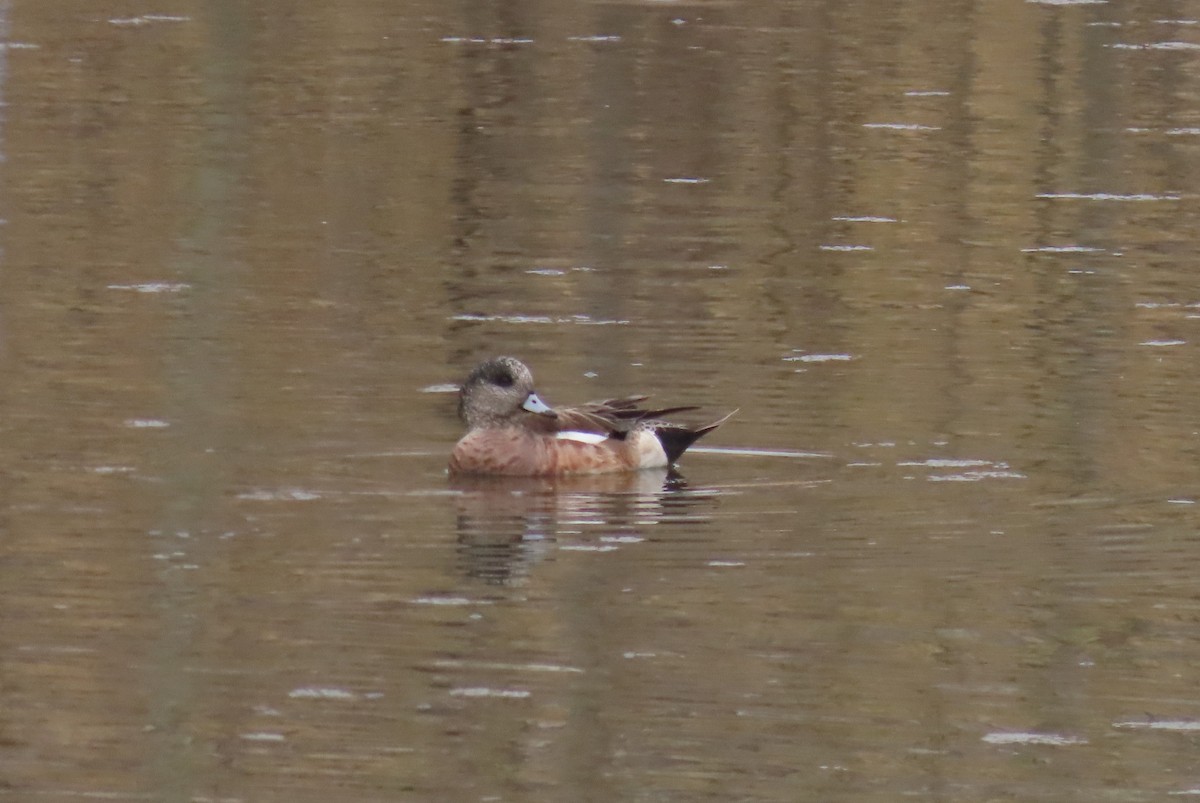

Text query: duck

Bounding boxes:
[448,356,733,476]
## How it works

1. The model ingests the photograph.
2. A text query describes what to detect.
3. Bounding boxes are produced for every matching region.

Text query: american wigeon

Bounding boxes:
[449,356,733,476]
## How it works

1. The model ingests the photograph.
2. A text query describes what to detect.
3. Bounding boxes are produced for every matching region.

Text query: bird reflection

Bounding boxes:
[450,468,712,584]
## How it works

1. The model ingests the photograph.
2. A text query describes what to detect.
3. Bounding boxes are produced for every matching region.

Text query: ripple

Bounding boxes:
[433,659,583,673]
[108,282,190,293]
[928,470,1027,482]
[784,352,856,363]
[1021,245,1105,253]
[1037,192,1180,201]
[690,446,832,458]
[898,457,1026,482]
[110,14,191,25]
[124,418,170,428]
[288,687,358,700]
[240,732,286,742]
[1135,301,1200,309]
[410,596,494,606]
[236,488,322,501]
[862,122,942,131]
[1114,719,1200,731]
[1109,41,1200,50]
[899,458,993,468]
[449,687,531,699]
[450,313,629,325]
[441,36,534,45]
[982,731,1087,745]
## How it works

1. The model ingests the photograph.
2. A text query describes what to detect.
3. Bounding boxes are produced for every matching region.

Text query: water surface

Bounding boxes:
[3,1,1200,801]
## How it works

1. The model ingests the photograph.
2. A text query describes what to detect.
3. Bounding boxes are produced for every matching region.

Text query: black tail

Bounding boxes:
[656,410,736,465]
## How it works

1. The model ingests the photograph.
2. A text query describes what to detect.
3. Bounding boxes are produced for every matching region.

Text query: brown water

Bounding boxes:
[3,1,1200,801]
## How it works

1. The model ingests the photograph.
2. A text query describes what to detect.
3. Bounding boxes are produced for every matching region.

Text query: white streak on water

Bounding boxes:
[784,353,856,362]
[982,731,1087,745]
[449,687,531,698]
[688,446,833,458]
[1037,192,1180,201]
[862,122,941,131]
[1114,720,1200,731]
[108,282,190,293]
[288,687,357,700]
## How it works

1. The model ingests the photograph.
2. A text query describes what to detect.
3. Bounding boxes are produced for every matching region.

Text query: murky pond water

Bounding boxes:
[3,1,1200,800]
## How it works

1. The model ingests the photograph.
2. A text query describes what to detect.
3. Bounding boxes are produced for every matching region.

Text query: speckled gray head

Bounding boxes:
[458,356,556,426]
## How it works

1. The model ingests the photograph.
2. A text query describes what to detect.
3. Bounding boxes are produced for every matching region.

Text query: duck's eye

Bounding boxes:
[493,371,514,388]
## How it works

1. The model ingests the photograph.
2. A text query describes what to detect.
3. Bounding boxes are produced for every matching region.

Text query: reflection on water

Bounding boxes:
[452,469,715,583]
[4,0,1200,801]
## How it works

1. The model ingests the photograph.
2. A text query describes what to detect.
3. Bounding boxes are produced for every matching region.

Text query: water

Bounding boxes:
[3,1,1200,800]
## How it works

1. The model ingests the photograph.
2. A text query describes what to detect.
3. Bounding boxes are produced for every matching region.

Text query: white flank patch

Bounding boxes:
[556,431,609,445]
[632,430,670,467]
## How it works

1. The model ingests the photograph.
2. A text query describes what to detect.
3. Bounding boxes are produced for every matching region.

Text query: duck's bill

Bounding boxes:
[522,392,556,416]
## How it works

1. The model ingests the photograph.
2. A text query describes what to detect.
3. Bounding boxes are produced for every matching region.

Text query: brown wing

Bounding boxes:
[546,395,702,437]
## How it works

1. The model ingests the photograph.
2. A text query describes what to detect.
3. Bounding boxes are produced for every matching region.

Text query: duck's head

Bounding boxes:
[458,356,556,426]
